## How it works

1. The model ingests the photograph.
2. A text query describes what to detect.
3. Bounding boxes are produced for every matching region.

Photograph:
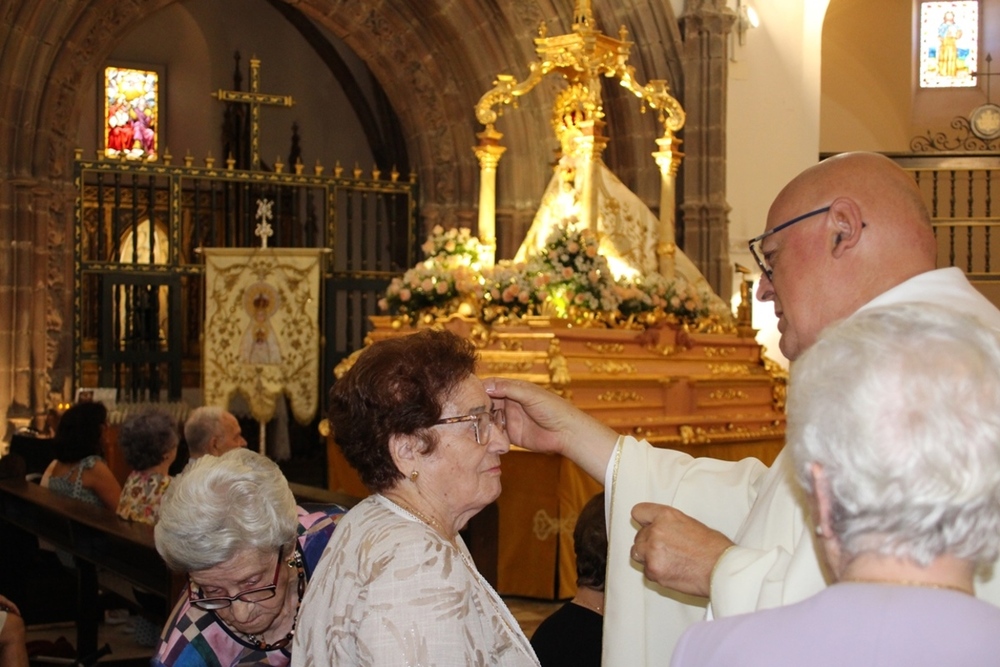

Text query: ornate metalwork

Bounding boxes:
[707,362,751,376]
[584,360,637,374]
[586,342,625,354]
[708,389,748,401]
[483,360,536,373]
[703,346,738,357]
[597,390,644,403]
[910,115,1000,152]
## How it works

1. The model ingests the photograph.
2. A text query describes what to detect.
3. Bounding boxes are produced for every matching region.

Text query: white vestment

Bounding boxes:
[602,267,1000,665]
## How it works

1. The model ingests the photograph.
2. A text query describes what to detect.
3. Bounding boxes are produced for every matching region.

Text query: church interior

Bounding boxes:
[3,0,1000,663]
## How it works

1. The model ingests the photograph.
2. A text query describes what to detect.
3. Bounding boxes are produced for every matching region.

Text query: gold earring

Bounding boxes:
[410,470,419,482]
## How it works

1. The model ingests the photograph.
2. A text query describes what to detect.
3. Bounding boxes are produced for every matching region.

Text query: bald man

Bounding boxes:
[486,153,1000,664]
[183,406,247,463]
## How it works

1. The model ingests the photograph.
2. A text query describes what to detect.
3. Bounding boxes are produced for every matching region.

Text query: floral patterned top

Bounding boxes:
[292,495,539,667]
[115,470,171,525]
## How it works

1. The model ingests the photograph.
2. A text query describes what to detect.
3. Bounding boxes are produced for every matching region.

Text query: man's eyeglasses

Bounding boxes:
[188,546,283,611]
[748,206,831,280]
[434,408,506,446]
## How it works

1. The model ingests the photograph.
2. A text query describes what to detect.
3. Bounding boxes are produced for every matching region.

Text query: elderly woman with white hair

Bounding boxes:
[152,448,347,667]
[671,303,1000,666]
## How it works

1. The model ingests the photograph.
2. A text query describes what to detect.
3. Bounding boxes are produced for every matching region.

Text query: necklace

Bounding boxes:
[842,577,973,595]
[383,494,446,533]
[245,552,306,651]
[572,586,605,615]
[572,599,603,614]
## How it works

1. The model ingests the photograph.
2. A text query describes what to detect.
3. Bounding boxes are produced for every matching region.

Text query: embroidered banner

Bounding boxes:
[202,248,324,426]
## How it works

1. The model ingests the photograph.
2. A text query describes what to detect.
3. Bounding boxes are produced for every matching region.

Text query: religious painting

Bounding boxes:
[202,248,324,430]
[919,1,979,88]
[102,65,161,160]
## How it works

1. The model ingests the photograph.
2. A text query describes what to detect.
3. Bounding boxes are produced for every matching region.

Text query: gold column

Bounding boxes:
[474,127,506,266]
[653,132,684,279]
[574,118,608,235]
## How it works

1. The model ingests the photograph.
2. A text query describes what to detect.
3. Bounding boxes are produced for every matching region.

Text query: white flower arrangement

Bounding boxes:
[523,222,621,318]
[379,226,483,317]
[380,221,726,329]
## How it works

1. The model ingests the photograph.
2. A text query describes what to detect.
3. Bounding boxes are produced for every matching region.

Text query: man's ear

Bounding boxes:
[827,197,865,258]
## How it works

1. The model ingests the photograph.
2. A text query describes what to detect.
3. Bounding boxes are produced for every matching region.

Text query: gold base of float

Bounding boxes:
[327,313,786,599]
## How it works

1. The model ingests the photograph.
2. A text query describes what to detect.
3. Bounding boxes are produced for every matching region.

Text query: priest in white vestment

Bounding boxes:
[487,152,1000,665]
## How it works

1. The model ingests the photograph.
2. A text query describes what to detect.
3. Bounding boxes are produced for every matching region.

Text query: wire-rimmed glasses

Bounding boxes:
[188,546,283,611]
[434,408,507,446]
[748,206,832,280]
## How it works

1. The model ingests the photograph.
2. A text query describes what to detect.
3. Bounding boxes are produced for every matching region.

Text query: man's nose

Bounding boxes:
[755,273,775,302]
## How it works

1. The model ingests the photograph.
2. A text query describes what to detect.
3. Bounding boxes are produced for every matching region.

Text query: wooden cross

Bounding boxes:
[213,56,294,171]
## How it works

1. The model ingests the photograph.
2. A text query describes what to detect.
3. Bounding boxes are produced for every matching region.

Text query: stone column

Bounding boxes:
[679,0,736,301]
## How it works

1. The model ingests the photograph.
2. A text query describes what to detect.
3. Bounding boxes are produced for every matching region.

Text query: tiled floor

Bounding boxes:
[24,598,563,664]
[25,619,153,666]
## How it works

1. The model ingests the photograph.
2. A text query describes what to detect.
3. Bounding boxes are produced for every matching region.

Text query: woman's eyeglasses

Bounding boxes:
[434,408,506,446]
[188,546,283,611]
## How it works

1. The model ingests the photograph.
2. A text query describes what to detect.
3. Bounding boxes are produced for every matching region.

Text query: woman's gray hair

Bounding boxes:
[789,302,1000,568]
[154,448,297,572]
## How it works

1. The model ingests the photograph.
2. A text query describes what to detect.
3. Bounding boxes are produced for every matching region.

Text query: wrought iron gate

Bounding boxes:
[74,152,416,405]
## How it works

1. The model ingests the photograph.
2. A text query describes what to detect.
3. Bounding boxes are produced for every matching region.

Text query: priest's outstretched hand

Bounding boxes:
[484,377,618,481]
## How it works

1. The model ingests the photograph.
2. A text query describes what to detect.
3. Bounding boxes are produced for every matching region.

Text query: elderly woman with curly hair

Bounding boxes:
[671,303,1000,666]
[116,408,179,525]
[293,329,538,666]
[153,448,347,667]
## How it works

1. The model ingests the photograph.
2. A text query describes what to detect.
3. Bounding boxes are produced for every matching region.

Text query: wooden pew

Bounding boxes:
[0,476,184,659]
[0,475,360,659]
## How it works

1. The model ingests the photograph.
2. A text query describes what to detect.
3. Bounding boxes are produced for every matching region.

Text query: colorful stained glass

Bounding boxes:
[920,2,979,88]
[103,66,159,160]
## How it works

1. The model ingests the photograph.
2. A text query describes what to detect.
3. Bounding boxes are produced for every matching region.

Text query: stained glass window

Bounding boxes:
[920,2,979,88]
[103,66,159,160]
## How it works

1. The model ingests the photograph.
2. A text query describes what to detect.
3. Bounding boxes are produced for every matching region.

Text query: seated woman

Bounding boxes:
[116,408,179,525]
[530,492,606,667]
[670,303,1000,666]
[293,330,539,666]
[153,448,347,667]
[42,401,121,511]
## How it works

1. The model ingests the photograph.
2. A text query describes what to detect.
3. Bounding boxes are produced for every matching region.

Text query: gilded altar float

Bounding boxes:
[327,0,786,599]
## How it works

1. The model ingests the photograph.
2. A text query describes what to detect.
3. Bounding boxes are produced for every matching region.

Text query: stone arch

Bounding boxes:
[0,0,688,425]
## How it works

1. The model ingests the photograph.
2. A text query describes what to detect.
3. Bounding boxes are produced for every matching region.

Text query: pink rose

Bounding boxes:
[400,289,412,302]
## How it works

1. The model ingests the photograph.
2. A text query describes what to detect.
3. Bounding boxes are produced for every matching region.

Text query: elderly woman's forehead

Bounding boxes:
[194,547,273,577]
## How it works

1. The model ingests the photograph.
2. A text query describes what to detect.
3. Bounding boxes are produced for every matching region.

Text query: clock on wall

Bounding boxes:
[969,103,1000,140]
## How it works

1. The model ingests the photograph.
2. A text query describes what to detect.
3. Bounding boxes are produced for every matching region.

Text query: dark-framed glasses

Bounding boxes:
[188,546,283,611]
[434,408,506,446]
[748,206,831,280]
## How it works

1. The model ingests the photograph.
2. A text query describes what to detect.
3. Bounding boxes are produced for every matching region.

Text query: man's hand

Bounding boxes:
[630,503,735,597]
[484,377,619,480]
